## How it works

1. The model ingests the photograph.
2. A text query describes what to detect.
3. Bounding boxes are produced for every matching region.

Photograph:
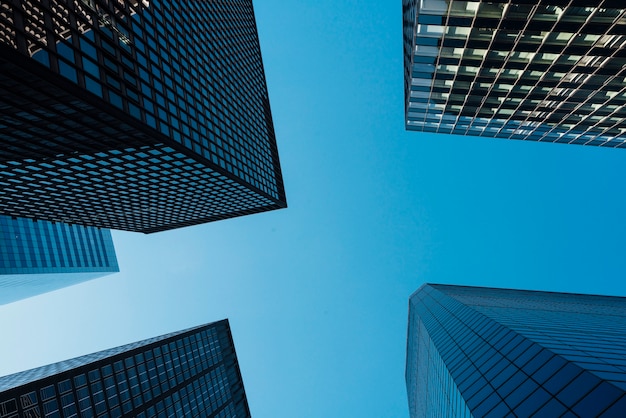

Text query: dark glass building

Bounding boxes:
[0,320,250,417]
[0,215,118,305]
[403,1,626,147]
[406,284,626,417]
[0,0,286,233]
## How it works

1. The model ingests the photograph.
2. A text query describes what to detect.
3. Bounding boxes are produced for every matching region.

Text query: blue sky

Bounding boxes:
[2,1,626,417]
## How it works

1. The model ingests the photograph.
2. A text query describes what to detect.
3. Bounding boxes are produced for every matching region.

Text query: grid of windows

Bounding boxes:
[0,320,251,418]
[406,284,626,417]
[406,307,471,418]
[0,0,286,233]
[403,1,626,147]
[0,215,118,305]
[440,285,626,393]
[0,216,117,274]
[0,142,279,233]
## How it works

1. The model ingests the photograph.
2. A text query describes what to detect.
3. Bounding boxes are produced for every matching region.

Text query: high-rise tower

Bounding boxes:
[407,284,626,417]
[403,1,626,147]
[0,0,286,233]
[0,320,250,417]
[0,215,118,305]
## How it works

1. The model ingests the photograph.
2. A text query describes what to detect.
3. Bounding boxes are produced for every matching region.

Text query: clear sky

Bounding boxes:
[2,1,626,417]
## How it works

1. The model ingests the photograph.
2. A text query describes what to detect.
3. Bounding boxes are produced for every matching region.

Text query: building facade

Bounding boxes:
[0,320,250,417]
[0,0,286,233]
[403,1,626,147]
[0,215,118,305]
[406,284,626,417]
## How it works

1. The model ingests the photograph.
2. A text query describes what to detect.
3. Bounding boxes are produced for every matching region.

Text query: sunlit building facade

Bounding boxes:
[0,320,250,417]
[403,1,626,147]
[406,284,626,417]
[0,215,118,305]
[0,0,286,233]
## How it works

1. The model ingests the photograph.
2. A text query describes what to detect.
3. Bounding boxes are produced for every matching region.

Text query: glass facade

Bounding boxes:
[0,215,118,305]
[0,320,250,418]
[403,1,626,147]
[406,284,626,417]
[0,0,286,233]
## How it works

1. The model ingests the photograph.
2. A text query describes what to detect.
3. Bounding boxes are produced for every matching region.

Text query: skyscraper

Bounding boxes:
[406,284,626,417]
[0,0,286,233]
[403,1,626,147]
[0,215,118,305]
[0,320,250,417]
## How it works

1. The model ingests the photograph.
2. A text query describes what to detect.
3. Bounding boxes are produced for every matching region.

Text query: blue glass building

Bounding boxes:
[0,320,250,417]
[0,0,286,233]
[0,215,118,305]
[403,1,626,147]
[407,284,626,417]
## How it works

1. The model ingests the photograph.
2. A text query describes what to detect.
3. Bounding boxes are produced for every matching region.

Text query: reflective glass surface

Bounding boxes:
[0,215,117,305]
[403,1,626,147]
[406,284,626,417]
[0,320,250,418]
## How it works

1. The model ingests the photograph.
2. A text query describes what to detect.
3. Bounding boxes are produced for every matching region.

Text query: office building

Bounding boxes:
[0,320,250,417]
[406,284,626,417]
[0,215,118,305]
[0,0,286,233]
[403,1,626,147]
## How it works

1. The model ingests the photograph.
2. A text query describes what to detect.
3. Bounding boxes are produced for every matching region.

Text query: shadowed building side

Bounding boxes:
[0,320,251,417]
[0,0,286,233]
